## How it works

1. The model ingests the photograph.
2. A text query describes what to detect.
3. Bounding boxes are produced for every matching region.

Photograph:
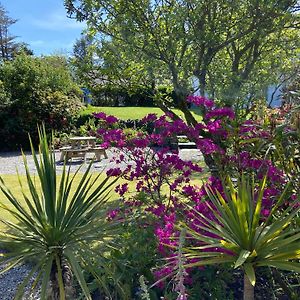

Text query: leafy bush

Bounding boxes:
[97,203,159,299]
[90,85,155,107]
[88,84,176,107]
[0,54,83,150]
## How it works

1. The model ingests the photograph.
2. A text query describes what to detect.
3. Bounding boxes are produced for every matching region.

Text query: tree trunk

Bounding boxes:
[50,262,60,300]
[243,273,254,300]
[202,153,220,178]
[222,78,242,107]
[50,258,74,300]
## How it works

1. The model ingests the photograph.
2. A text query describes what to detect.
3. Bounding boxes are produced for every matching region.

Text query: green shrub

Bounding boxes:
[0,54,83,150]
[90,84,155,107]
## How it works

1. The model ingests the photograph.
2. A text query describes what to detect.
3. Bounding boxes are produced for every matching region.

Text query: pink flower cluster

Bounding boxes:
[93,111,118,124]
[239,120,271,139]
[91,95,295,294]
[233,151,285,183]
[205,107,235,120]
[187,95,214,108]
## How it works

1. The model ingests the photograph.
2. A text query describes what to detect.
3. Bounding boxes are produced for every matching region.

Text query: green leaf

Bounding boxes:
[235,250,251,268]
[244,263,256,286]
[259,261,300,273]
[40,258,53,300]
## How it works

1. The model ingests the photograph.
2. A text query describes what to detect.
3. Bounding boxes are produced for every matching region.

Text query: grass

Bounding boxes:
[0,173,129,230]
[80,106,203,121]
[0,162,208,230]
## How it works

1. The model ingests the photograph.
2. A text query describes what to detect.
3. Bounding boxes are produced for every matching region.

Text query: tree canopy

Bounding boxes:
[65,0,299,123]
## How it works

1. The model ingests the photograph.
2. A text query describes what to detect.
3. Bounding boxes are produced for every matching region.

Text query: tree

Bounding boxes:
[12,42,34,57]
[65,0,299,122]
[71,34,96,84]
[71,35,160,106]
[0,3,25,60]
[65,1,299,175]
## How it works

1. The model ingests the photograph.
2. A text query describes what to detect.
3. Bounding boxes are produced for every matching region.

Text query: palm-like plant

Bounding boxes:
[178,176,300,300]
[0,128,118,300]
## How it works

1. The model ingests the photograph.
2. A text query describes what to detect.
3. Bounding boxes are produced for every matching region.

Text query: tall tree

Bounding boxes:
[65,0,299,122]
[71,34,96,84]
[0,3,19,60]
[65,0,299,176]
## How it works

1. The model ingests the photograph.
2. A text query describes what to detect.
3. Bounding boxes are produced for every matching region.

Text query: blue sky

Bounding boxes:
[1,0,85,56]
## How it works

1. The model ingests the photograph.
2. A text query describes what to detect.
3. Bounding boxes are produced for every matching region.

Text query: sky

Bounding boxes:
[1,0,85,56]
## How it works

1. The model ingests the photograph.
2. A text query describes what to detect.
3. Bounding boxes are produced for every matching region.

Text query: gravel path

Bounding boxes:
[0,150,117,175]
[0,262,40,300]
[0,149,203,175]
[0,148,202,299]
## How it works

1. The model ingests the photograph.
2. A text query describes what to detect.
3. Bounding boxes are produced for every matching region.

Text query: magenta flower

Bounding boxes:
[141,113,158,123]
[115,183,129,196]
[93,111,107,119]
[187,95,214,108]
[106,167,122,177]
[196,138,220,154]
[105,115,118,124]
[93,111,119,124]
[205,107,235,120]
[107,209,120,221]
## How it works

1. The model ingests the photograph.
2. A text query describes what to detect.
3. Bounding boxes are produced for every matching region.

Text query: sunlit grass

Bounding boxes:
[0,173,130,229]
[80,106,203,121]
[0,161,208,230]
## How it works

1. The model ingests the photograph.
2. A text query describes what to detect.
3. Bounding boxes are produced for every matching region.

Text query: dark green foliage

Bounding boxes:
[0,54,83,150]
[65,0,299,120]
[91,85,156,107]
[187,266,237,300]
[89,197,159,299]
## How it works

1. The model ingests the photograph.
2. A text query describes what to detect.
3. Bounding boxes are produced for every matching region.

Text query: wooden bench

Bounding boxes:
[86,147,108,161]
[178,141,197,149]
[177,135,197,149]
[59,148,89,162]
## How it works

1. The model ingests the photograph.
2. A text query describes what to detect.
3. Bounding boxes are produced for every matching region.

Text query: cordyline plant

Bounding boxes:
[175,175,300,300]
[0,128,119,300]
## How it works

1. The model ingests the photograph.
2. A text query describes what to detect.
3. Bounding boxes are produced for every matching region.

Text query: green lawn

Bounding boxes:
[80,106,202,121]
[0,174,128,229]
[0,165,207,230]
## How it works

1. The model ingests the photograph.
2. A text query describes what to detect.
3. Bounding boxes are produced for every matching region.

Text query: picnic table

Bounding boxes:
[69,136,96,148]
[59,136,108,162]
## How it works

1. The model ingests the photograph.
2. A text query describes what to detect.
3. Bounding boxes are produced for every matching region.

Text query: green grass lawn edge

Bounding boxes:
[80,105,203,121]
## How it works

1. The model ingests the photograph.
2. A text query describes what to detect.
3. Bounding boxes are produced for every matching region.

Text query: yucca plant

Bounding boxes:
[0,128,119,300]
[177,176,300,300]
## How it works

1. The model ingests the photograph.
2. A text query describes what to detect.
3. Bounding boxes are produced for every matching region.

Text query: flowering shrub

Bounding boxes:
[93,96,299,297]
